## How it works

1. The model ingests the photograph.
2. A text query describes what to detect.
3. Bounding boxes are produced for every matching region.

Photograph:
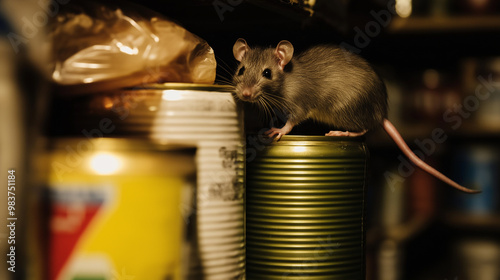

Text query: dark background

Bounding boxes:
[2,0,500,279]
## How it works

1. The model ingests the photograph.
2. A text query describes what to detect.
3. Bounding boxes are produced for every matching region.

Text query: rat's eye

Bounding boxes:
[237,67,245,76]
[262,68,272,79]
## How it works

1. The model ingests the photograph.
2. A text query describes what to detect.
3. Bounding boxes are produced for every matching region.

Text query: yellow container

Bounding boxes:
[28,138,196,280]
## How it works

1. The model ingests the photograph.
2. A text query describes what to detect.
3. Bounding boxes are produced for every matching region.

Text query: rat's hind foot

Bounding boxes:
[325,130,367,137]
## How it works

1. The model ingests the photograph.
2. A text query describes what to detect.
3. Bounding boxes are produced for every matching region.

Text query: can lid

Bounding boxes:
[37,137,197,178]
[261,135,365,142]
[47,83,242,138]
[134,82,235,92]
[45,137,196,153]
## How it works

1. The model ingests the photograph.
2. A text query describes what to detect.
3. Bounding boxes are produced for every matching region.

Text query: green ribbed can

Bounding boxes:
[246,136,368,280]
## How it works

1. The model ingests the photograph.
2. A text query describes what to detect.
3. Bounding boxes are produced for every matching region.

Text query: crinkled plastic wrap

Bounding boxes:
[49,1,216,92]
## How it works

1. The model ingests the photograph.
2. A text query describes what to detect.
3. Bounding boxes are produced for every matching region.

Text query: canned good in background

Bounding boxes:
[48,83,246,279]
[455,239,500,280]
[451,145,499,215]
[462,57,500,131]
[28,138,196,280]
[246,136,368,280]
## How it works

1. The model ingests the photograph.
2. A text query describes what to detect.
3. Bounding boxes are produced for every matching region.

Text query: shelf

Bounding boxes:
[456,121,500,137]
[366,123,446,147]
[444,212,500,231]
[388,15,500,34]
[367,121,500,148]
[247,0,314,18]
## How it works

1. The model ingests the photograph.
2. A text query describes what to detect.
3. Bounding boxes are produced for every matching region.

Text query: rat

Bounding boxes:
[232,38,479,194]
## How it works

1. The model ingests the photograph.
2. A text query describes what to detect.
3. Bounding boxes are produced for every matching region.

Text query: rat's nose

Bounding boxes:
[242,88,252,98]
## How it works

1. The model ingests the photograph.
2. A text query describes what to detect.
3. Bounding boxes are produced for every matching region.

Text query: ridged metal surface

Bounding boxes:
[246,136,368,280]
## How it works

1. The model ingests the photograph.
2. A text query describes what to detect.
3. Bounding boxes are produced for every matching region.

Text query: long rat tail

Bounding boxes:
[383,119,480,194]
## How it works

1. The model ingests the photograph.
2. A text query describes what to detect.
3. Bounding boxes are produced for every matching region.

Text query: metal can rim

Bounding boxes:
[260,135,365,142]
[44,137,196,153]
[135,82,235,92]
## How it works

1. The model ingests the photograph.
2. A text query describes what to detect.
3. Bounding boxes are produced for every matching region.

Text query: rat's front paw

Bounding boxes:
[265,127,286,141]
[265,122,294,141]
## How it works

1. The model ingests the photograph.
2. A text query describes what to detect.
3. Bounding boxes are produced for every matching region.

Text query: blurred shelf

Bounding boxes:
[247,0,314,18]
[367,121,500,148]
[367,123,429,147]
[453,121,500,138]
[366,123,444,147]
[388,15,500,34]
[126,0,319,34]
[444,212,500,231]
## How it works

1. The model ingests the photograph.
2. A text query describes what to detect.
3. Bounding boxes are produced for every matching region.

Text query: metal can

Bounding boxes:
[451,144,499,215]
[246,135,368,280]
[48,83,246,279]
[455,239,500,280]
[29,138,196,280]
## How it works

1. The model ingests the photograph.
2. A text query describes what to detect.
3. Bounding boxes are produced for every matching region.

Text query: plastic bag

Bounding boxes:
[49,1,216,93]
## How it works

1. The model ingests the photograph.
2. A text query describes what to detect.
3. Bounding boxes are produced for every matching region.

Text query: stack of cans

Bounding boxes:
[147,85,246,279]
[48,84,246,279]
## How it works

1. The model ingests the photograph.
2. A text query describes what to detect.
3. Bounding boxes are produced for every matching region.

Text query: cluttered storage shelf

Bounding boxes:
[1,0,499,280]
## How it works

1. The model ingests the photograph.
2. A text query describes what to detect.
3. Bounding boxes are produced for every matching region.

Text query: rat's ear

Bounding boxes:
[233,38,249,62]
[275,40,294,70]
